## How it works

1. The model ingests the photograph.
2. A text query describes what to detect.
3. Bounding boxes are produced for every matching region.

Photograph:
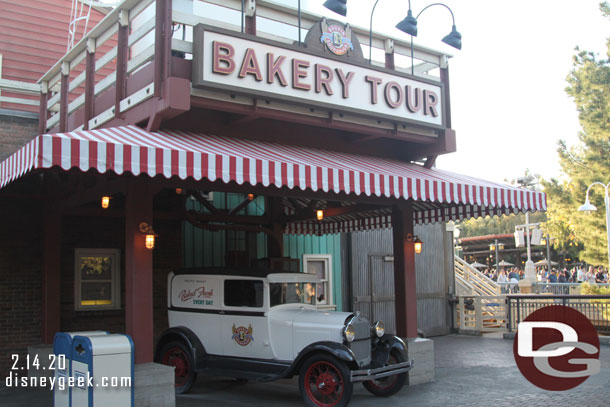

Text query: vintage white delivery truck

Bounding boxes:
[156,268,413,407]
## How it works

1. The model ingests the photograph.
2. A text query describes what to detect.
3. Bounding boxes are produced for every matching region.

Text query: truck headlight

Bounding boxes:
[373,320,385,338]
[343,324,356,342]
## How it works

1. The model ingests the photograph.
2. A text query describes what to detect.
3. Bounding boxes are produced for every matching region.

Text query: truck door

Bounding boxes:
[221,278,274,359]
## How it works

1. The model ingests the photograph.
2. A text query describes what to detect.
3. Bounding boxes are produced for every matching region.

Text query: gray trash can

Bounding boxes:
[70,334,134,407]
[53,331,108,407]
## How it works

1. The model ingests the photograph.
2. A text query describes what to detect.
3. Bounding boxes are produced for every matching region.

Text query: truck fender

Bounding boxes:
[155,326,207,367]
[371,334,408,367]
[286,341,358,377]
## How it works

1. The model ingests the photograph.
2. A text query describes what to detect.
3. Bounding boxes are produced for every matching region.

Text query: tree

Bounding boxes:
[542,2,610,267]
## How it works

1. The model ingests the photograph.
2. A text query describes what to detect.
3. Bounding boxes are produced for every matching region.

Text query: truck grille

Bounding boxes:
[347,314,371,367]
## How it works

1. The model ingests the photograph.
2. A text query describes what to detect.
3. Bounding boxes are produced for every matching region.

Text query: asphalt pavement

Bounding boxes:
[3,333,609,407]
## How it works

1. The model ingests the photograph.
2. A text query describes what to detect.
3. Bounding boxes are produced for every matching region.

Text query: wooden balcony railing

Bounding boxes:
[37,0,453,135]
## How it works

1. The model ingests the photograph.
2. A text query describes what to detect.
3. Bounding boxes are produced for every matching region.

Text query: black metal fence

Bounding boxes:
[507,295,610,334]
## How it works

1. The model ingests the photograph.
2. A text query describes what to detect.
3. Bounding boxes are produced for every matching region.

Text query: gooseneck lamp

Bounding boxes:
[323,0,348,17]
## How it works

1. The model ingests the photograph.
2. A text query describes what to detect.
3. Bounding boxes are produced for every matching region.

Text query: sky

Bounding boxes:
[100,0,609,184]
[295,0,610,184]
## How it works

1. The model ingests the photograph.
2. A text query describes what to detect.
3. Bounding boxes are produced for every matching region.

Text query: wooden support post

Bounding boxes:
[41,184,61,344]
[384,39,395,70]
[38,81,48,134]
[124,179,154,363]
[154,0,172,98]
[392,201,418,338]
[84,39,96,130]
[440,65,451,129]
[59,62,69,132]
[245,10,256,35]
[115,11,129,119]
[267,197,284,258]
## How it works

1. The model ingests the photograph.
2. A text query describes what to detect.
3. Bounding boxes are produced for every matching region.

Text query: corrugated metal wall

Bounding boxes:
[347,224,454,337]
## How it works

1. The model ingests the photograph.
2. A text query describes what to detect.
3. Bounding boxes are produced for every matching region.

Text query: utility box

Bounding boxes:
[71,334,134,407]
[53,331,108,407]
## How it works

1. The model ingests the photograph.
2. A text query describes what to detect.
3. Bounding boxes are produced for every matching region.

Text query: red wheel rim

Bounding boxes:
[367,354,399,391]
[304,361,345,407]
[162,346,190,387]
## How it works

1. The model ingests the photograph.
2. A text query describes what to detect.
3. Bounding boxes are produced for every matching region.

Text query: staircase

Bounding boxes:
[454,256,500,296]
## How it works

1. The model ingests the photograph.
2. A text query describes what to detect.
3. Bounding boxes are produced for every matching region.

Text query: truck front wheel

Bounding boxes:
[299,354,353,407]
[160,340,197,394]
[362,350,407,397]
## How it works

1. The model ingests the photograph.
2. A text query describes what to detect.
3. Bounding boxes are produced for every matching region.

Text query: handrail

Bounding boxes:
[455,256,500,296]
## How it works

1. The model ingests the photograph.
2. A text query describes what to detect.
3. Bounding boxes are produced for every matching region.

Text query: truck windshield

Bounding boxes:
[270,283,317,307]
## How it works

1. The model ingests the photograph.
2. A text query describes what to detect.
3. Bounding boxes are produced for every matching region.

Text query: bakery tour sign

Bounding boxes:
[192,20,444,128]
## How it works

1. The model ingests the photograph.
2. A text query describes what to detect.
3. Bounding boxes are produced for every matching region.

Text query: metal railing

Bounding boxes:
[496,282,610,295]
[506,295,610,334]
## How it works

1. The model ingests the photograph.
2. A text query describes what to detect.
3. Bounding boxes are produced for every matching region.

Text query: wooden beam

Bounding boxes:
[282,203,383,223]
[41,184,61,344]
[228,195,255,215]
[392,201,418,339]
[186,210,268,225]
[124,179,154,364]
[190,190,219,214]
[115,12,129,120]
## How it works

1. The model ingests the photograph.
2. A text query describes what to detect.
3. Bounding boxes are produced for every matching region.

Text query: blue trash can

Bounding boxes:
[53,331,108,407]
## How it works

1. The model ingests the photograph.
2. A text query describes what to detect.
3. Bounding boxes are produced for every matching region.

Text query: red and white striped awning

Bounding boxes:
[0,125,545,232]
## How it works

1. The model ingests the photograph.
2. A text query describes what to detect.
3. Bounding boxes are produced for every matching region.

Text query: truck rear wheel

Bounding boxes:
[299,354,353,407]
[362,350,406,397]
[160,340,197,394]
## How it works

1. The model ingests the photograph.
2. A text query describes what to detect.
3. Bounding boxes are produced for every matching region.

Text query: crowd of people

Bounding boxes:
[479,265,609,293]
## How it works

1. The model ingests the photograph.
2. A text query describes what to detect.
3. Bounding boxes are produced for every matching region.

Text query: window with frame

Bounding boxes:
[303,254,333,306]
[74,249,121,310]
[224,279,264,308]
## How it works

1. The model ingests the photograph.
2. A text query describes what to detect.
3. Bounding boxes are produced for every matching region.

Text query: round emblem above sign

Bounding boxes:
[320,23,353,56]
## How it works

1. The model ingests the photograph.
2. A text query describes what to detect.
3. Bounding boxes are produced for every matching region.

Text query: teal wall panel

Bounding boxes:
[183,192,343,311]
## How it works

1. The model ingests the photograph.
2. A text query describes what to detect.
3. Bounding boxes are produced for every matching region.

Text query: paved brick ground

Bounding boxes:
[2,334,608,406]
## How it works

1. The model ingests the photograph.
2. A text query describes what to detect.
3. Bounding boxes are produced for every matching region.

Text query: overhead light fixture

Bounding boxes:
[175,188,183,195]
[316,210,324,221]
[441,25,462,50]
[139,222,158,250]
[395,9,417,36]
[578,198,597,213]
[323,0,347,16]
[396,2,462,51]
[101,196,110,209]
[247,193,255,201]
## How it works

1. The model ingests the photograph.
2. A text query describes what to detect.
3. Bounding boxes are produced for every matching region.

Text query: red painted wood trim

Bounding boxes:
[124,180,154,364]
[153,0,173,99]
[115,23,129,119]
[38,91,48,134]
[392,201,418,339]
[440,67,451,129]
[84,51,96,130]
[245,12,256,36]
[59,73,69,133]
[41,191,61,344]
[385,52,395,70]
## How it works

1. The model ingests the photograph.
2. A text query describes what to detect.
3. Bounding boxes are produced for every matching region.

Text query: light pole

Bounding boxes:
[578,181,610,271]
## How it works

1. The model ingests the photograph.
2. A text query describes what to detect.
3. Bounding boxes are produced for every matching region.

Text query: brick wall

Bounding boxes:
[0,197,43,378]
[0,196,183,377]
[0,112,39,162]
